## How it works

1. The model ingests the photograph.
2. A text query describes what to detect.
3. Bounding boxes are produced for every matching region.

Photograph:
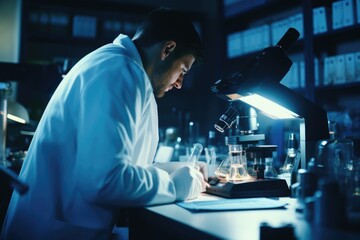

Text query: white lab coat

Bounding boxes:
[1,34,177,240]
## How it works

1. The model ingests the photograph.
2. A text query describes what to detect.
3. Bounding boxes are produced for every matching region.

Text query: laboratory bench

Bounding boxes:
[128,194,360,240]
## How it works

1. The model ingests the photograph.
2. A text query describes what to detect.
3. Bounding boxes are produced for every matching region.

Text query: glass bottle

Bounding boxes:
[264,157,278,178]
[279,133,300,186]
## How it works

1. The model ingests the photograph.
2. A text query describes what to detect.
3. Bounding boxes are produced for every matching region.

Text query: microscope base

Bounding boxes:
[206,178,290,198]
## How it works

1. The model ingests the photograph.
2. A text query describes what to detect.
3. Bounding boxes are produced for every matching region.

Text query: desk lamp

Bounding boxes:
[207,28,329,198]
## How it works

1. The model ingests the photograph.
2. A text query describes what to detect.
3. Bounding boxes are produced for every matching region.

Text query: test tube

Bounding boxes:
[187,143,203,166]
[205,147,217,165]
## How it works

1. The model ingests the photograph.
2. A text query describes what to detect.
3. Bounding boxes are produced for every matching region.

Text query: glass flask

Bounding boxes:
[281,133,300,173]
[264,157,278,178]
[279,133,300,186]
[215,144,250,181]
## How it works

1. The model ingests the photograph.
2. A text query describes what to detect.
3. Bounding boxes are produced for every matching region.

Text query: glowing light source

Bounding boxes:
[7,113,26,124]
[239,94,299,119]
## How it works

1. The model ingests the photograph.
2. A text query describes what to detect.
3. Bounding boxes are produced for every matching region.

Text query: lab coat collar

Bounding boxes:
[113,34,144,68]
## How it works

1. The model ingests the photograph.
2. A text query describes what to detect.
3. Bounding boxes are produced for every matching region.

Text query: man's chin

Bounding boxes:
[155,91,166,98]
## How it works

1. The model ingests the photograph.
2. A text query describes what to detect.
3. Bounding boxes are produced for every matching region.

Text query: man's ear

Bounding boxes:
[161,41,176,60]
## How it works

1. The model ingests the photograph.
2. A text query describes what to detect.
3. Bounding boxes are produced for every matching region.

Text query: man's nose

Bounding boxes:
[173,76,183,89]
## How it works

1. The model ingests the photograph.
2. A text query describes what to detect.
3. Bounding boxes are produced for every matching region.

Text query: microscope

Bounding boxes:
[213,101,264,180]
[207,101,290,198]
[206,28,301,198]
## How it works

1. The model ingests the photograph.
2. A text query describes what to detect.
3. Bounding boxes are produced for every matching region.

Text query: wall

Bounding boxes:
[0,0,22,62]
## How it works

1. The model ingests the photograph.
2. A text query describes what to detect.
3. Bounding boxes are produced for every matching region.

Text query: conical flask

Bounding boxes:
[215,144,250,181]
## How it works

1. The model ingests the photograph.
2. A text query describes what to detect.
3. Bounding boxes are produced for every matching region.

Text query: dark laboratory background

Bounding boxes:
[1,0,360,226]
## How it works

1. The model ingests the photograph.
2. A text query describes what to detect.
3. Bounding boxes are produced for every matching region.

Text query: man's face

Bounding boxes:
[150,53,195,98]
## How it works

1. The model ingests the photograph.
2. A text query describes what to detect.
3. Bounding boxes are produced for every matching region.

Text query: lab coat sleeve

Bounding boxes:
[145,165,179,205]
[74,57,176,207]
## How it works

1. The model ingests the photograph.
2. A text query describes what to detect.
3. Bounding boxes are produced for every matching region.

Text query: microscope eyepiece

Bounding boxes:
[214,105,239,133]
[275,27,300,52]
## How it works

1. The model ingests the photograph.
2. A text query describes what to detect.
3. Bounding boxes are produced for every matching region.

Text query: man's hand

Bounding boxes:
[170,166,203,201]
[154,161,209,191]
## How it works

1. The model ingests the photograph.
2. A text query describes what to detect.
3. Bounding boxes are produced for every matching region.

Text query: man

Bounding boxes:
[1,8,205,240]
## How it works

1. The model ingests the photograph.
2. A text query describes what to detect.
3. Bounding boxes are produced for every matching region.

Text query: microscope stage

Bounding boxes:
[206,178,290,198]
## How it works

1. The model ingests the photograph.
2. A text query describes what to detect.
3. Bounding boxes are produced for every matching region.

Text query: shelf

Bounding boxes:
[221,0,360,141]
[27,34,110,46]
[313,24,360,54]
[26,0,153,16]
[316,82,360,95]
[223,0,301,21]
[20,0,153,64]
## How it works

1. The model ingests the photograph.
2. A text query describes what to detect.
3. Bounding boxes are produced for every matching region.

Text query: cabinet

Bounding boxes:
[13,0,153,122]
[219,0,360,168]
[20,0,153,69]
[311,0,360,139]
[221,0,360,143]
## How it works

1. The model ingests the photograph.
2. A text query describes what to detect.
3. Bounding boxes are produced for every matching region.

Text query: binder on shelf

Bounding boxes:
[29,11,49,36]
[72,15,97,38]
[357,0,360,24]
[299,61,305,88]
[123,21,140,36]
[314,7,327,34]
[226,24,272,59]
[343,0,355,27]
[355,52,360,82]
[323,57,330,86]
[260,25,270,50]
[332,1,344,30]
[271,16,301,45]
[345,53,356,83]
[103,19,122,39]
[278,20,290,42]
[282,55,295,89]
[313,7,319,34]
[247,28,261,52]
[289,13,303,39]
[314,58,320,87]
[243,29,253,53]
[223,0,267,18]
[281,70,291,88]
[289,62,301,89]
[49,13,69,37]
[334,54,346,85]
[34,11,51,36]
[227,31,243,59]
[324,56,337,86]
[270,21,282,46]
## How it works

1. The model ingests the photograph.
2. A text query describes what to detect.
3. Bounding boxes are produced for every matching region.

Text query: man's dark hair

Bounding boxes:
[134,7,204,64]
